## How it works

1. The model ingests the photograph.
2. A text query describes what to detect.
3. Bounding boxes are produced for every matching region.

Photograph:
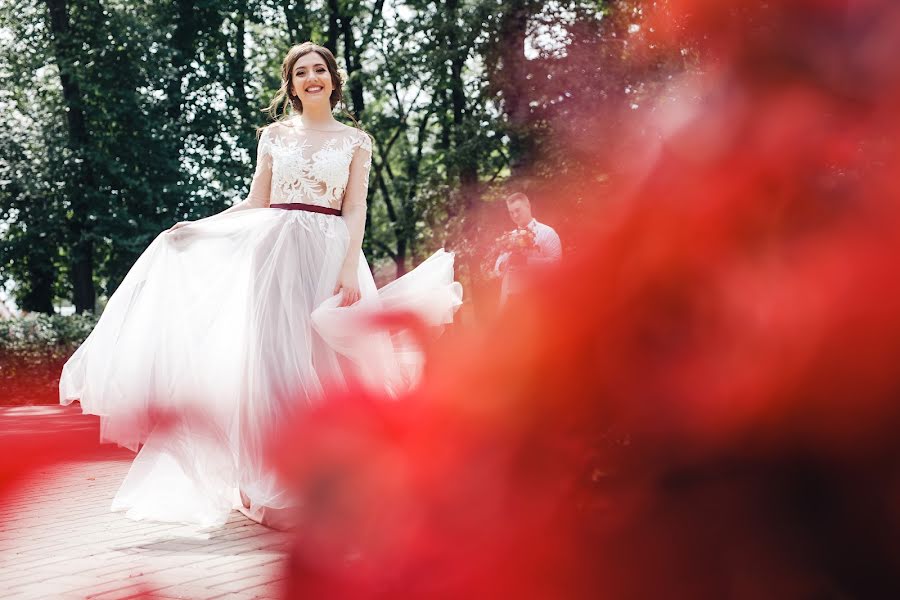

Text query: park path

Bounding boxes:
[0,405,290,599]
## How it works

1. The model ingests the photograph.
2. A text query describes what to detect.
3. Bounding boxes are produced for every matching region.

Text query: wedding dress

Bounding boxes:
[59,119,462,528]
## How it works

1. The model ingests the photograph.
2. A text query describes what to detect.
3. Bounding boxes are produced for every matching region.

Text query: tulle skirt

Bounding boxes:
[59,206,462,528]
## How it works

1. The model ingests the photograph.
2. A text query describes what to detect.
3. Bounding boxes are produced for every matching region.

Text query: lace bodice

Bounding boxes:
[245,119,372,212]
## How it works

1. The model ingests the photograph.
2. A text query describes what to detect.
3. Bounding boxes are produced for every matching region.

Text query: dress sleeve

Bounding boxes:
[342,132,372,211]
[245,127,274,208]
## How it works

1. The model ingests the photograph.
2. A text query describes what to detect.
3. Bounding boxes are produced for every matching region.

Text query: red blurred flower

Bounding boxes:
[266,1,900,598]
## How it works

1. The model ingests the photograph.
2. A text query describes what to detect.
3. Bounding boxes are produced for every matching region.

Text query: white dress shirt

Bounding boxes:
[494,218,562,304]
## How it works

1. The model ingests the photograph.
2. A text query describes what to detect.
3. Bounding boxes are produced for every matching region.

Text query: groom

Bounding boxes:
[493,192,562,305]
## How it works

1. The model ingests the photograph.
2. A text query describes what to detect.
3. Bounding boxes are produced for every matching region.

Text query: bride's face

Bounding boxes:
[291,52,334,108]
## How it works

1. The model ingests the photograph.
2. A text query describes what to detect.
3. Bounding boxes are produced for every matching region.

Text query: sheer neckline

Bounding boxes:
[280,117,352,133]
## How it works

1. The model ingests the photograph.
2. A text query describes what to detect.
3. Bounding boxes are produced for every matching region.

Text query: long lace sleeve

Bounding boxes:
[340,132,372,265]
[245,127,273,209]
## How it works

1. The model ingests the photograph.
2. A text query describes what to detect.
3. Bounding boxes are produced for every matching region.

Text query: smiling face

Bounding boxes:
[290,51,335,110]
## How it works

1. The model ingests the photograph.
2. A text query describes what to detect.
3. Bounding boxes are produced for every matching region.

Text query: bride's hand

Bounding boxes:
[334,264,360,307]
[166,220,192,233]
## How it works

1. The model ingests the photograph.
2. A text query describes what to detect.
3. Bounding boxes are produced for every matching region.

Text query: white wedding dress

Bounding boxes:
[59,119,462,528]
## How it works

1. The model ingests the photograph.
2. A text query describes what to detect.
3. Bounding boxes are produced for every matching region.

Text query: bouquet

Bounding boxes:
[498,227,537,252]
[497,228,537,267]
[481,229,537,277]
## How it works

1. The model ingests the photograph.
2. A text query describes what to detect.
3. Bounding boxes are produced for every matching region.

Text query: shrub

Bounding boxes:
[0,314,98,405]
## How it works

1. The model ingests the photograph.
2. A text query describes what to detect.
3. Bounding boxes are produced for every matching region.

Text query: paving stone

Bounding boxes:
[0,406,289,600]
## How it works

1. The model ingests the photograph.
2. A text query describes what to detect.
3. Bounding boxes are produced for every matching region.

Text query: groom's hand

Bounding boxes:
[509,250,527,268]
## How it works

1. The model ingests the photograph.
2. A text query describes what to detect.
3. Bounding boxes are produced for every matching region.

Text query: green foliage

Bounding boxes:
[0,312,97,356]
[0,313,97,405]
[1,0,694,316]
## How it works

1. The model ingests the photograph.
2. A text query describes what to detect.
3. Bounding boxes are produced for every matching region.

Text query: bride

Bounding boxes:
[59,42,462,529]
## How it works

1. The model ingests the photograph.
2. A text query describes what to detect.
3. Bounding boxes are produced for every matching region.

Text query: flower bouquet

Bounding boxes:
[497,227,537,268]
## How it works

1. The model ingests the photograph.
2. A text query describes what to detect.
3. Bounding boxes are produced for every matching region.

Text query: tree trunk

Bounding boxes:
[492,0,533,174]
[446,0,478,189]
[158,0,202,229]
[282,0,309,41]
[325,0,339,56]
[22,260,55,314]
[166,0,199,124]
[340,24,364,119]
[230,8,255,141]
[443,0,487,317]
[45,0,96,313]
[395,238,407,277]
[330,1,365,120]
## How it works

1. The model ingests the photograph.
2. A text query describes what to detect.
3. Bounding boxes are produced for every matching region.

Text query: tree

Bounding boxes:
[44,0,99,313]
[1,0,694,316]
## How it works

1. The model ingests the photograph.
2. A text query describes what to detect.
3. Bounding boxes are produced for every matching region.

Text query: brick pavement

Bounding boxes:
[0,405,291,600]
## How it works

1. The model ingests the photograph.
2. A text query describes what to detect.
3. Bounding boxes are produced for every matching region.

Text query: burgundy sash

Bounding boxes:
[270,202,342,216]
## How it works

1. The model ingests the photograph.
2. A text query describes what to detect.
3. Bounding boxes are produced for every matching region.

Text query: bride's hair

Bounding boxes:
[261,42,360,130]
